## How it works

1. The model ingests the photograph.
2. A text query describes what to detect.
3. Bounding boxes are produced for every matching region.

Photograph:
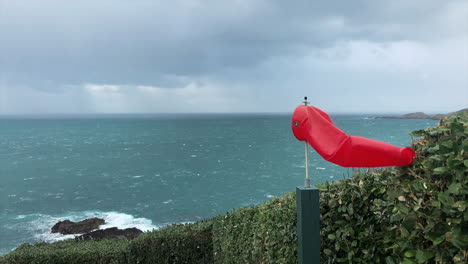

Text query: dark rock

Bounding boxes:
[51,218,105,235]
[75,227,143,240]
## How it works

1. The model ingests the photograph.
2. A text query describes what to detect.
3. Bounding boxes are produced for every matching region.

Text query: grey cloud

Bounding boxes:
[2,0,463,86]
[0,0,467,113]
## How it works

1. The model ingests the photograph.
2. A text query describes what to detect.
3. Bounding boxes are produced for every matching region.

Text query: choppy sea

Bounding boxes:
[0,113,438,254]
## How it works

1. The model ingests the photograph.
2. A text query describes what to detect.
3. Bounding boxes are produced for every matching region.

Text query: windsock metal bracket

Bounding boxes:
[296,96,321,264]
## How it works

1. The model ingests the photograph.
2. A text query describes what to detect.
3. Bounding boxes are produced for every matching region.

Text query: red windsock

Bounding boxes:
[291,105,416,167]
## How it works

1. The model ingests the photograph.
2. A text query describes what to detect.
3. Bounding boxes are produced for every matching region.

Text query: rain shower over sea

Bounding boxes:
[0,113,438,254]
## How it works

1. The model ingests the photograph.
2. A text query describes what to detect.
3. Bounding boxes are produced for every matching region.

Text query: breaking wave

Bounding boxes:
[9,211,158,243]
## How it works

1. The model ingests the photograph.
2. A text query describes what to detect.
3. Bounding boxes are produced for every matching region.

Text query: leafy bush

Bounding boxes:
[320,115,468,264]
[0,239,129,264]
[212,193,297,263]
[252,192,297,263]
[0,222,214,264]
[384,116,468,263]
[319,170,394,263]
[1,115,466,263]
[211,116,467,263]
[212,207,258,263]
[127,220,214,264]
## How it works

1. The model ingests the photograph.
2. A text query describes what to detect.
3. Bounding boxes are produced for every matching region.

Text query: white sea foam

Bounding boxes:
[294,164,305,168]
[98,212,156,231]
[162,199,173,204]
[10,211,158,243]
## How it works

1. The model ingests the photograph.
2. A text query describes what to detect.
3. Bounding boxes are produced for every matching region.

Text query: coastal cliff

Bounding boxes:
[381,108,467,120]
[431,108,468,120]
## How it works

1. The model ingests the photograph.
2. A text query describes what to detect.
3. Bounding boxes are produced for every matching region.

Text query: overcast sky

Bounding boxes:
[1,0,467,114]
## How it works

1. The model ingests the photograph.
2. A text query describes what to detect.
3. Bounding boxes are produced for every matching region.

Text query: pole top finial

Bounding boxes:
[303,96,309,106]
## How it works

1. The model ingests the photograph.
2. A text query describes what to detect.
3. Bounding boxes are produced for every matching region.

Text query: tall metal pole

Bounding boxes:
[303,96,311,188]
[297,96,320,264]
[303,96,310,188]
[305,144,310,188]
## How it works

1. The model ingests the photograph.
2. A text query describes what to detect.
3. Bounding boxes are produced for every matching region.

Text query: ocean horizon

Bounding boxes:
[0,111,443,118]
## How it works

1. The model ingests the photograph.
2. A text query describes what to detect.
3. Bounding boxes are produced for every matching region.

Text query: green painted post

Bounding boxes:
[297,186,320,264]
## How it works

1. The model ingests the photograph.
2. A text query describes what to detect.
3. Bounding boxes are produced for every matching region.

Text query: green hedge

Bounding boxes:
[319,170,394,263]
[0,239,130,264]
[0,223,214,264]
[385,116,468,263]
[126,220,214,264]
[212,207,258,263]
[320,115,468,263]
[212,193,297,263]
[214,115,467,263]
[1,115,466,264]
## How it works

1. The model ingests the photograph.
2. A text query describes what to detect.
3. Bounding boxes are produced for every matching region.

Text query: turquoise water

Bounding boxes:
[0,114,438,254]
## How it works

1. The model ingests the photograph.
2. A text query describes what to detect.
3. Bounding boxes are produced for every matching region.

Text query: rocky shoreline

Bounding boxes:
[51,218,143,240]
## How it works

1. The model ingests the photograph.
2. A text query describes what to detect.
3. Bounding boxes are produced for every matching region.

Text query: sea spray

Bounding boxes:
[4,211,158,247]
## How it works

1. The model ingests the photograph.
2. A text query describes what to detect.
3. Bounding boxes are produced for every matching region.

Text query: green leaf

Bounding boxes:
[385,256,396,264]
[327,234,336,240]
[448,233,468,250]
[426,233,445,246]
[440,140,454,148]
[404,250,416,258]
[438,192,455,205]
[427,145,440,153]
[433,167,448,174]
[401,258,417,264]
[430,200,441,208]
[447,155,464,169]
[397,204,409,215]
[429,155,443,161]
[448,183,462,194]
[415,249,434,263]
[411,129,426,137]
[452,201,467,212]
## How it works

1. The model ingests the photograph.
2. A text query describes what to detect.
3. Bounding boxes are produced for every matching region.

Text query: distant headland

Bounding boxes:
[379,108,468,120]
